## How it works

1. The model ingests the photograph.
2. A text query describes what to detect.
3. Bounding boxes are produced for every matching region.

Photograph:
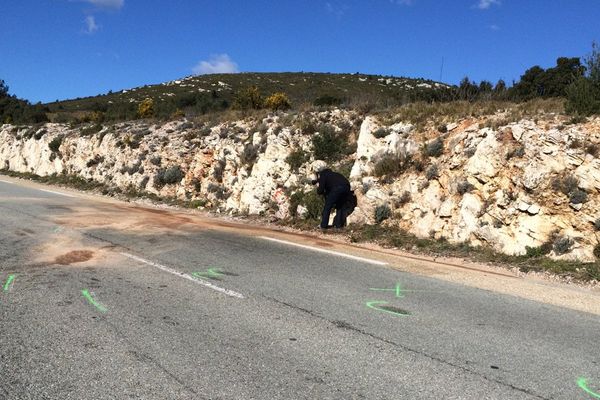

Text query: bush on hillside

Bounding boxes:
[264,92,291,111]
[233,86,263,110]
[311,124,348,162]
[138,98,155,119]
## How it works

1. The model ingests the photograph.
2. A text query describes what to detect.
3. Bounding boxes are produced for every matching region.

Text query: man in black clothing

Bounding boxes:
[312,162,352,229]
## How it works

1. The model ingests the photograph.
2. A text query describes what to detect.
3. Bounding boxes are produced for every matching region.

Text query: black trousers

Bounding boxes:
[320,186,351,229]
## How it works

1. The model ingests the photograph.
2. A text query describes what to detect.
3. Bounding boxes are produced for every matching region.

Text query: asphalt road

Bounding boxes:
[0,177,599,400]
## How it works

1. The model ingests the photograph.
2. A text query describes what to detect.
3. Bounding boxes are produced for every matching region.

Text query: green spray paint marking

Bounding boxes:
[3,274,16,292]
[366,301,410,316]
[81,289,107,313]
[369,282,405,298]
[578,378,600,399]
[192,268,223,280]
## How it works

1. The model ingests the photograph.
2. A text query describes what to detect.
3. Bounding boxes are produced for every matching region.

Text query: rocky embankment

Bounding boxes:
[1,109,600,261]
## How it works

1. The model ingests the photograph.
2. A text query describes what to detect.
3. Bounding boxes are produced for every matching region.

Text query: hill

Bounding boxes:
[44,72,453,122]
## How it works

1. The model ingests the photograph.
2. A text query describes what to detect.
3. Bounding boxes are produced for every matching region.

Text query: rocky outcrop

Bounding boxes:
[2,111,600,262]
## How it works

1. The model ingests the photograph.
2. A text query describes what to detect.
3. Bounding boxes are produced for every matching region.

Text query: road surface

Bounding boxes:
[0,176,599,399]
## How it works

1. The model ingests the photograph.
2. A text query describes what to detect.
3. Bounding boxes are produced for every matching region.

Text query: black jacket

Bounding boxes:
[316,169,350,196]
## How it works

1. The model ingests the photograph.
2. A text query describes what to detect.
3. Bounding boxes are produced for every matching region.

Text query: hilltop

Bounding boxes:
[43,72,452,122]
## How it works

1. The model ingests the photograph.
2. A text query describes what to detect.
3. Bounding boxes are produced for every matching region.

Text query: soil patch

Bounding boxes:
[55,250,94,265]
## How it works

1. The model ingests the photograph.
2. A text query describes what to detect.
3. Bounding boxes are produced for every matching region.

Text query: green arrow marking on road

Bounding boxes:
[81,289,107,313]
[3,274,16,292]
[578,378,600,399]
[366,301,410,316]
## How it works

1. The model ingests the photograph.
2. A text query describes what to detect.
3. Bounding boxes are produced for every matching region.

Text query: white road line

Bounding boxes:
[120,252,244,299]
[0,179,12,184]
[260,236,388,266]
[38,188,75,198]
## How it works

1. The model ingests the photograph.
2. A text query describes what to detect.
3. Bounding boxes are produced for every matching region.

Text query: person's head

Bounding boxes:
[312,160,327,174]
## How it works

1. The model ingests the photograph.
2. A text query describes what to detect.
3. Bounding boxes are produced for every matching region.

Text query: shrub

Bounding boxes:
[553,236,574,255]
[374,204,391,224]
[313,95,342,107]
[594,218,600,231]
[456,181,475,195]
[594,244,600,259]
[525,245,551,258]
[289,190,324,220]
[149,156,161,166]
[395,191,411,207]
[80,124,103,137]
[138,98,155,119]
[311,124,347,162]
[424,137,444,157]
[264,92,291,111]
[373,153,412,178]
[233,86,263,110]
[285,149,309,172]
[551,173,579,196]
[457,181,475,195]
[565,77,600,116]
[48,135,64,153]
[586,143,599,157]
[372,128,389,139]
[153,165,184,188]
[240,144,259,167]
[569,188,588,204]
[425,164,439,180]
[212,159,226,183]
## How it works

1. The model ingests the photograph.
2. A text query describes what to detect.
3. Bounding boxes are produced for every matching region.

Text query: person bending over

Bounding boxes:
[311,161,351,229]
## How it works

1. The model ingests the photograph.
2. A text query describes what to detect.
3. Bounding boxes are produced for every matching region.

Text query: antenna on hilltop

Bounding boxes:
[439,56,445,82]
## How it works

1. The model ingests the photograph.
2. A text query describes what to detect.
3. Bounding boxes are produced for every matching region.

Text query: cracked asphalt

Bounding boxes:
[0,177,599,399]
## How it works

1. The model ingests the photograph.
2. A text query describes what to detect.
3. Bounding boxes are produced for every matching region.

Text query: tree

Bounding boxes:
[0,79,8,98]
[457,77,479,101]
[584,41,600,84]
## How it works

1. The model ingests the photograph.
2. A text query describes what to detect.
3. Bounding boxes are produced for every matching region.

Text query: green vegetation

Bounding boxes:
[153,165,185,189]
[285,149,309,172]
[264,92,291,111]
[311,124,349,162]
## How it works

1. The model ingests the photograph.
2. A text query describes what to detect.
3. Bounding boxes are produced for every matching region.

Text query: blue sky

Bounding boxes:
[1,0,599,103]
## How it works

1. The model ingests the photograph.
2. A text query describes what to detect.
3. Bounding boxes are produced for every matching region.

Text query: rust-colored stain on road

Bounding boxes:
[55,250,94,265]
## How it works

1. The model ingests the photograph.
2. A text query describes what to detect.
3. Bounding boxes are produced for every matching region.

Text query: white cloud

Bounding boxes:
[192,54,239,75]
[84,15,99,34]
[489,24,500,31]
[392,0,413,5]
[326,2,348,18]
[79,0,124,9]
[476,0,501,9]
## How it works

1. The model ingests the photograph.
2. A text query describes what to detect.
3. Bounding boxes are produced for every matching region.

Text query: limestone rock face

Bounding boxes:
[2,112,600,262]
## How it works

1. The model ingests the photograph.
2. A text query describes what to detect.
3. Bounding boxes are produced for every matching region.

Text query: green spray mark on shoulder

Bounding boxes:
[366,301,410,316]
[578,378,600,399]
[192,268,223,280]
[81,289,107,313]
[3,274,16,292]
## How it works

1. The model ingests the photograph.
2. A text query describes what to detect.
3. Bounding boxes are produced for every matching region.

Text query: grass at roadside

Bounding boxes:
[344,224,600,283]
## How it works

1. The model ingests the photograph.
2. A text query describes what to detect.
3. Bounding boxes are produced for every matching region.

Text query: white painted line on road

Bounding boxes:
[0,179,12,184]
[120,252,244,299]
[38,188,76,198]
[260,236,388,266]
